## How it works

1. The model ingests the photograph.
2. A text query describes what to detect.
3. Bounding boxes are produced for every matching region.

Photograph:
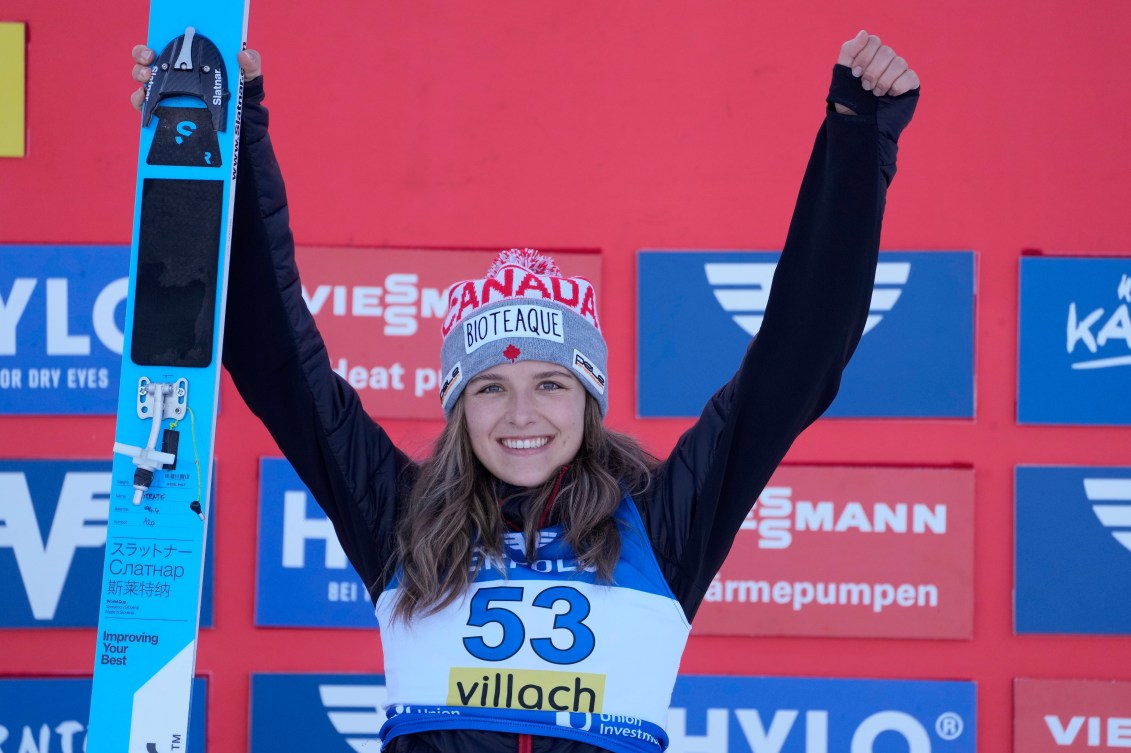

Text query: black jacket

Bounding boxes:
[221,66,918,753]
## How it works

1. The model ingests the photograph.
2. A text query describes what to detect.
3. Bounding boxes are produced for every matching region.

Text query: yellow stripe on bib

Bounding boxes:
[448,667,606,713]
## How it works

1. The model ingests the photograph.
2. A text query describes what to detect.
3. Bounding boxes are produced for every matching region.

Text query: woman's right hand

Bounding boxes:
[130,45,263,111]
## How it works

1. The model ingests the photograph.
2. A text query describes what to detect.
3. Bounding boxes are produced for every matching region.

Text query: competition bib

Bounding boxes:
[375,498,689,752]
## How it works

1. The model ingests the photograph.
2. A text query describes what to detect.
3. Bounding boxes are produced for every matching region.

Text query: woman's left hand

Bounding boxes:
[838,30,919,97]
[130,45,262,112]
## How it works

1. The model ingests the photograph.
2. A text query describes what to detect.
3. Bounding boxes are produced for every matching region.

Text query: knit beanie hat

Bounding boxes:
[439,249,608,417]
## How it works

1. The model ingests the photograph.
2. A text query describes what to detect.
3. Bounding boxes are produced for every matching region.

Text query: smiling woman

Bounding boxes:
[395,254,657,633]
[141,29,922,753]
[464,361,587,488]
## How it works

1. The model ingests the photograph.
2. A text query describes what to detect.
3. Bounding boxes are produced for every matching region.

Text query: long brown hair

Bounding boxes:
[389,394,655,623]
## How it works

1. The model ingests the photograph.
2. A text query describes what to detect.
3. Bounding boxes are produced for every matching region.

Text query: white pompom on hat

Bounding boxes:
[438,249,608,417]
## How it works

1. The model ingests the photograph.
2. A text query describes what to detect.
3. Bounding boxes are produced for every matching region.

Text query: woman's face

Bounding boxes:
[462,359,587,488]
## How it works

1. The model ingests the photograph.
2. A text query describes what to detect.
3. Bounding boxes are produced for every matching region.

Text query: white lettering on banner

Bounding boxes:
[333,358,407,391]
[282,490,347,569]
[0,472,109,620]
[92,277,128,355]
[0,721,87,753]
[0,277,127,356]
[0,278,35,354]
[852,712,931,752]
[733,709,799,752]
[705,578,939,613]
[1066,274,1131,370]
[667,708,946,753]
[1045,715,1131,747]
[331,359,443,400]
[301,275,446,337]
[45,279,88,355]
[328,581,360,602]
[319,684,388,752]
[65,367,110,390]
[742,487,947,549]
[0,366,109,392]
[26,368,60,388]
[666,708,728,753]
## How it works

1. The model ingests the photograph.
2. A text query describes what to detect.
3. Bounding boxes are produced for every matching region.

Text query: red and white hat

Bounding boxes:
[439,249,608,417]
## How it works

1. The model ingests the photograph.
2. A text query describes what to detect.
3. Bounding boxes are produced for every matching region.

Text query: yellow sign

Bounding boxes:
[448,667,606,712]
[0,22,27,158]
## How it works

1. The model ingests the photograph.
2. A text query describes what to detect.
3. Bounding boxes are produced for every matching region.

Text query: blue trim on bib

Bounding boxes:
[380,705,668,753]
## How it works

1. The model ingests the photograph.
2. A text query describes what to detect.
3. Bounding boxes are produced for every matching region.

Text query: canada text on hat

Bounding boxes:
[441,250,601,338]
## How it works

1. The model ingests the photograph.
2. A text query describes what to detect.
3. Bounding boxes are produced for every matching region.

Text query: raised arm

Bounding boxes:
[130,47,412,596]
[640,32,920,619]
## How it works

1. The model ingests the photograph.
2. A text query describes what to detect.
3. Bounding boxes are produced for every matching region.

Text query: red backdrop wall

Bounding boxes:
[2,1,1130,751]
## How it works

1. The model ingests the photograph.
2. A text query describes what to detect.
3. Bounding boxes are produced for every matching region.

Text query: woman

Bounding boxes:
[131,28,918,753]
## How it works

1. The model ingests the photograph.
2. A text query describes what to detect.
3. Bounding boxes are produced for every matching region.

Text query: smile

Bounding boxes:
[500,437,550,450]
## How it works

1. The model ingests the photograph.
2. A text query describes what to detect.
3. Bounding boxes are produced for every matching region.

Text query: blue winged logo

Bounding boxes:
[1085,478,1131,554]
[705,261,912,337]
[319,683,387,751]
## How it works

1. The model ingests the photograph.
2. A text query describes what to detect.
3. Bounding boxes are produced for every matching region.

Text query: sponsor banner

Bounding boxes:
[256,458,376,628]
[248,673,975,753]
[695,466,973,638]
[0,676,206,752]
[1018,257,1131,425]
[0,246,129,415]
[637,250,975,418]
[669,675,975,753]
[1015,466,1131,634]
[1015,678,1131,752]
[0,460,214,628]
[250,673,388,753]
[294,247,601,419]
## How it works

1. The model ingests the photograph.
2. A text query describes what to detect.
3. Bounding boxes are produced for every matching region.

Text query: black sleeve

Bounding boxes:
[637,65,919,620]
[222,76,415,598]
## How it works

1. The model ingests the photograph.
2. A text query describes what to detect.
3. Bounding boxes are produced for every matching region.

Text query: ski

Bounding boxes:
[88,2,249,751]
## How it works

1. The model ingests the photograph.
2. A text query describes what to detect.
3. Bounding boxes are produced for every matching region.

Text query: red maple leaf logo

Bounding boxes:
[503,344,521,363]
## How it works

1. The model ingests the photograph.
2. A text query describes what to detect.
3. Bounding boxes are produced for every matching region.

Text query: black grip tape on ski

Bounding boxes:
[132,178,223,368]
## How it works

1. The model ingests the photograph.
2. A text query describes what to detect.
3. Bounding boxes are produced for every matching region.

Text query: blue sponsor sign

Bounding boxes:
[0,245,129,415]
[1018,257,1131,425]
[250,673,387,752]
[0,460,214,628]
[637,251,975,418]
[256,458,376,628]
[668,675,975,753]
[248,673,974,753]
[0,676,206,751]
[1015,465,1131,634]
